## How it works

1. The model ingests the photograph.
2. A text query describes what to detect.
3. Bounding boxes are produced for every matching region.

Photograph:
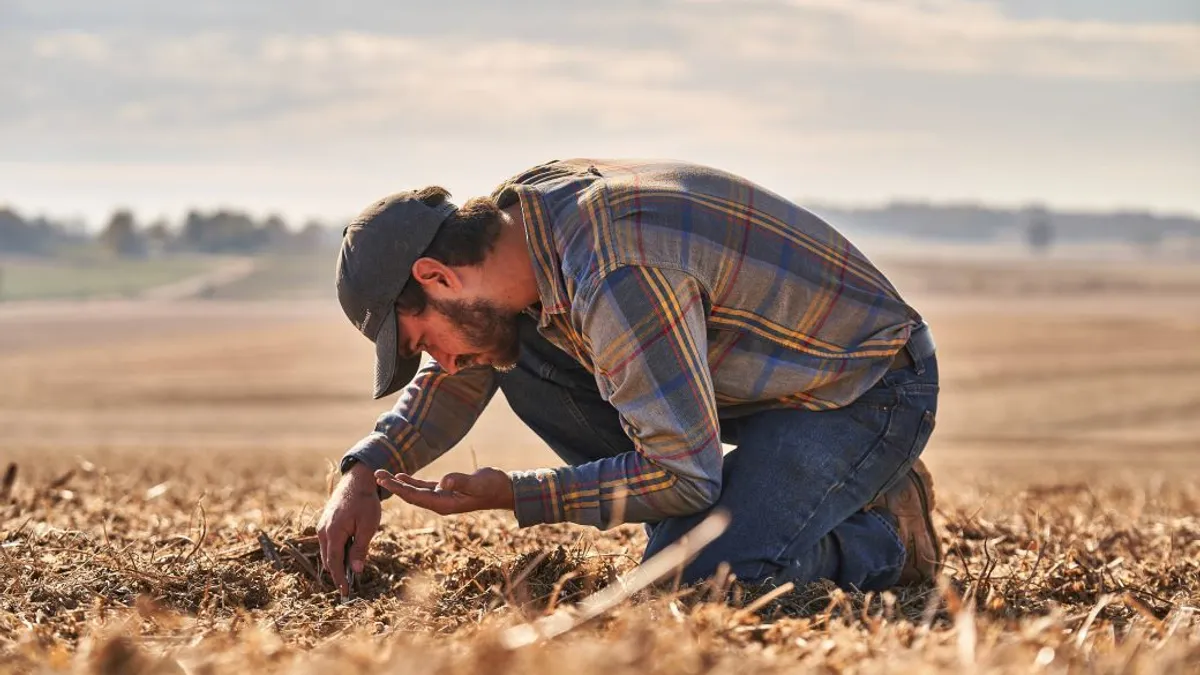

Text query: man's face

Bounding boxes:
[396,297,521,375]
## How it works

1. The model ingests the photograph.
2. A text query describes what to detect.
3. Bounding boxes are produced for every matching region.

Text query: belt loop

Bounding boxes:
[908,325,926,375]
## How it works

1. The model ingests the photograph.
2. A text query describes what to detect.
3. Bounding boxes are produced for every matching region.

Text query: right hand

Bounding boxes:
[317,462,382,596]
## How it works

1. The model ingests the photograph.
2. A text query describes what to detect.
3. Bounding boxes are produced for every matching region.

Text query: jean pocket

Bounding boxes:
[850,384,900,412]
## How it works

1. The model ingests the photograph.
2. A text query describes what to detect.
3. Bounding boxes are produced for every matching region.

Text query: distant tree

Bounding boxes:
[181,209,274,253]
[1132,226,1163,257]
[99,209,146,258]
[0,207,47,254]
[296,220,330,252]
[261,214,291,250]
[144,218,173,254]
[0,208,25,252]
[1025,215,1054,255]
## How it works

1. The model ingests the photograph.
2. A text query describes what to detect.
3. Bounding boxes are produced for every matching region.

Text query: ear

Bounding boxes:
[410,258,463,294]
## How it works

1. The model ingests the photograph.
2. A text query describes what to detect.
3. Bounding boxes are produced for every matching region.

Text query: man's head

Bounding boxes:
[336,187,523,399]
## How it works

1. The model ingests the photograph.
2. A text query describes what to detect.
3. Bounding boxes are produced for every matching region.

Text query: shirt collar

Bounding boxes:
[493,183,570,328]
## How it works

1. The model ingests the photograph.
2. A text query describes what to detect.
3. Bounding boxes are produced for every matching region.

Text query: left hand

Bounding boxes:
[375,467,515,515]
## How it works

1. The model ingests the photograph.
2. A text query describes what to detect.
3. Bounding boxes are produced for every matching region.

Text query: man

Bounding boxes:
[317,159,941,598]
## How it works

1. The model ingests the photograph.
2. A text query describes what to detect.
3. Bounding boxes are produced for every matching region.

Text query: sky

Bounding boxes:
[2,0,1198,227]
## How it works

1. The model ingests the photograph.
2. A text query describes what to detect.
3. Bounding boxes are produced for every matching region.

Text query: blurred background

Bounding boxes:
[1,0,1198,480]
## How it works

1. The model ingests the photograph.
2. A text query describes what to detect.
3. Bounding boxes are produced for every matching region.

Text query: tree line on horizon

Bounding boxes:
[0,206,338,258]
[2,200,1199,259]
[811,202,1200,255]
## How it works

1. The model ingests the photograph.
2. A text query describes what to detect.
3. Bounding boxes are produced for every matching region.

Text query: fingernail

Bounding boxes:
[352,561,364,573]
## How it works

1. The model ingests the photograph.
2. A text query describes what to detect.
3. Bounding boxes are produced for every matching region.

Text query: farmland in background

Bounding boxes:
[0,256,222,302]
[0,254,1197,673]
[200,253,335,301]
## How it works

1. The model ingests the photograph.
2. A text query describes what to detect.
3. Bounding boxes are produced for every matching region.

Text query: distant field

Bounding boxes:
[203,251,335,301]
[0,255,219,302]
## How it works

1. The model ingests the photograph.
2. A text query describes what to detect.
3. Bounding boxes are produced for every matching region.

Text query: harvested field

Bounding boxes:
[0,257,227,303]
[1,256,1198,673]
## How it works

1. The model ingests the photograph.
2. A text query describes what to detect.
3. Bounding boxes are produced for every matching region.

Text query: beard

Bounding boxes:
[427,297,522,372]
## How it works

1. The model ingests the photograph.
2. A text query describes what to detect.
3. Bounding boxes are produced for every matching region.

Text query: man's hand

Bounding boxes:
[375,467,514,515]
[317,462,381,596]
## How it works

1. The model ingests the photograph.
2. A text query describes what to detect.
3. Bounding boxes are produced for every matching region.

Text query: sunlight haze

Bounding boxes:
[2,0,1198,226]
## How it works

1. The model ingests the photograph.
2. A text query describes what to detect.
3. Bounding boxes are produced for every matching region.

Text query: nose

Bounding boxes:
[429,347,461,374]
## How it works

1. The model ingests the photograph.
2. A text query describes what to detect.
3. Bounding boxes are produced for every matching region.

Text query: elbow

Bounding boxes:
[667,474,722,516]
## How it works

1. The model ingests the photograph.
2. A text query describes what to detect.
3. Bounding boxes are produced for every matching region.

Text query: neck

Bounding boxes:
[480,204,540,311]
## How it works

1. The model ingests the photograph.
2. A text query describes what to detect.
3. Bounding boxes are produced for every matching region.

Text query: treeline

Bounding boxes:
[5,200,1200,259]
[0,206,338,257]
[812,201,1200,253]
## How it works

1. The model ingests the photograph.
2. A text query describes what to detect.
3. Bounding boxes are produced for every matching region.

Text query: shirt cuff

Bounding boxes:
[509,468,563,527]
[342,433,400,471]
[340,434,396,501]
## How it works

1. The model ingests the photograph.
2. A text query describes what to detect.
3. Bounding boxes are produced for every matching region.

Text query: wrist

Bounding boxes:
[342,460,385,498]
[345,461,375,480]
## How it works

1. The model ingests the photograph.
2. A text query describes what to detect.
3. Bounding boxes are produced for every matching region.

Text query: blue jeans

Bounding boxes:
[499,316,939,590]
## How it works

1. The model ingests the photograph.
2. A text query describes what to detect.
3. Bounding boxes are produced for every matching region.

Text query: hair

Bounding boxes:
[395,186,505,315]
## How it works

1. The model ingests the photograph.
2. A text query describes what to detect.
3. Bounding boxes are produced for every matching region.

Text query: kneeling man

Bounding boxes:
[318,159,942,597]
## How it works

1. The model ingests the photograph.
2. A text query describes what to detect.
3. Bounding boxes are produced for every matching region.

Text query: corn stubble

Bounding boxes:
[0,459,1197,675]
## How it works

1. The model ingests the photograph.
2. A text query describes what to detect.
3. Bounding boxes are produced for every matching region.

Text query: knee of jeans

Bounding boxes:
[646,532,773,586]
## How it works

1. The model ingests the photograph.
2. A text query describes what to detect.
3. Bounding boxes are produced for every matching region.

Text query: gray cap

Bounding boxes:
[336,192,457,399]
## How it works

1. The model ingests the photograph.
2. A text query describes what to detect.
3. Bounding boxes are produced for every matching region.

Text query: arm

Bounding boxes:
[320,361,497,595]
[340,360,499,477]
[510,265,723,528]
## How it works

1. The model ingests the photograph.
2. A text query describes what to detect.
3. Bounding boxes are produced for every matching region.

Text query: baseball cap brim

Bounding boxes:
[372,305,422,399]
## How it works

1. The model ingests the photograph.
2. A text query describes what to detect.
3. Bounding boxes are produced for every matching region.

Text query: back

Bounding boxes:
[495,158,921,412]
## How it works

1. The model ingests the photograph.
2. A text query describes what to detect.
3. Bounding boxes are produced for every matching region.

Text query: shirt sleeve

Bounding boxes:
[509,265,723,528]
[341,361,499,481]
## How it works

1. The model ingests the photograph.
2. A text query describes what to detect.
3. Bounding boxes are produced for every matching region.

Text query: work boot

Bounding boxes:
[869,459,942,585]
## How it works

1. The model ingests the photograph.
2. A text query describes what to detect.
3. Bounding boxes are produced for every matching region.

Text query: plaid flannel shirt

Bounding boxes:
[343,159,922,528]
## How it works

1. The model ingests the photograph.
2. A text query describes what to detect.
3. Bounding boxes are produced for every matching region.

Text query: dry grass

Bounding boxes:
[1,458,1196,674]
[1,257,1199,673]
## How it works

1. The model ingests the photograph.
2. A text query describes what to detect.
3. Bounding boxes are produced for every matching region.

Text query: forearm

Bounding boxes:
[341,362,498,476]
[517,264,724,528]
[509,444,722,528]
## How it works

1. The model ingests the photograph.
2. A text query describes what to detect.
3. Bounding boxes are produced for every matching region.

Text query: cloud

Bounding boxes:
[14,31,781,147]
[677,0,1200,81]
[3,1,1197,219]
[11,0,1196,155]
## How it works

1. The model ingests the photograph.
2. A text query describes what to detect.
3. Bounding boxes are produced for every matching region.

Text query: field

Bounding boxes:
[1,253,1198,674]
[0,257,228,303]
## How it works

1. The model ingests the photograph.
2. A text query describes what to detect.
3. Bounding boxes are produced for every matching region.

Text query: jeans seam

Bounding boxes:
[768,402,897,566]
[866,508,905,578]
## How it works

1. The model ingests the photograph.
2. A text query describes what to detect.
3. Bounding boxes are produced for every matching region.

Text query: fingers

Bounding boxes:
[439,472,472,492]
[317,527,330,574]
[399,472,441,490]
[375,470,439,490]
[348,513,378,575]
[325,526,349,595]
[376,475,467,515]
